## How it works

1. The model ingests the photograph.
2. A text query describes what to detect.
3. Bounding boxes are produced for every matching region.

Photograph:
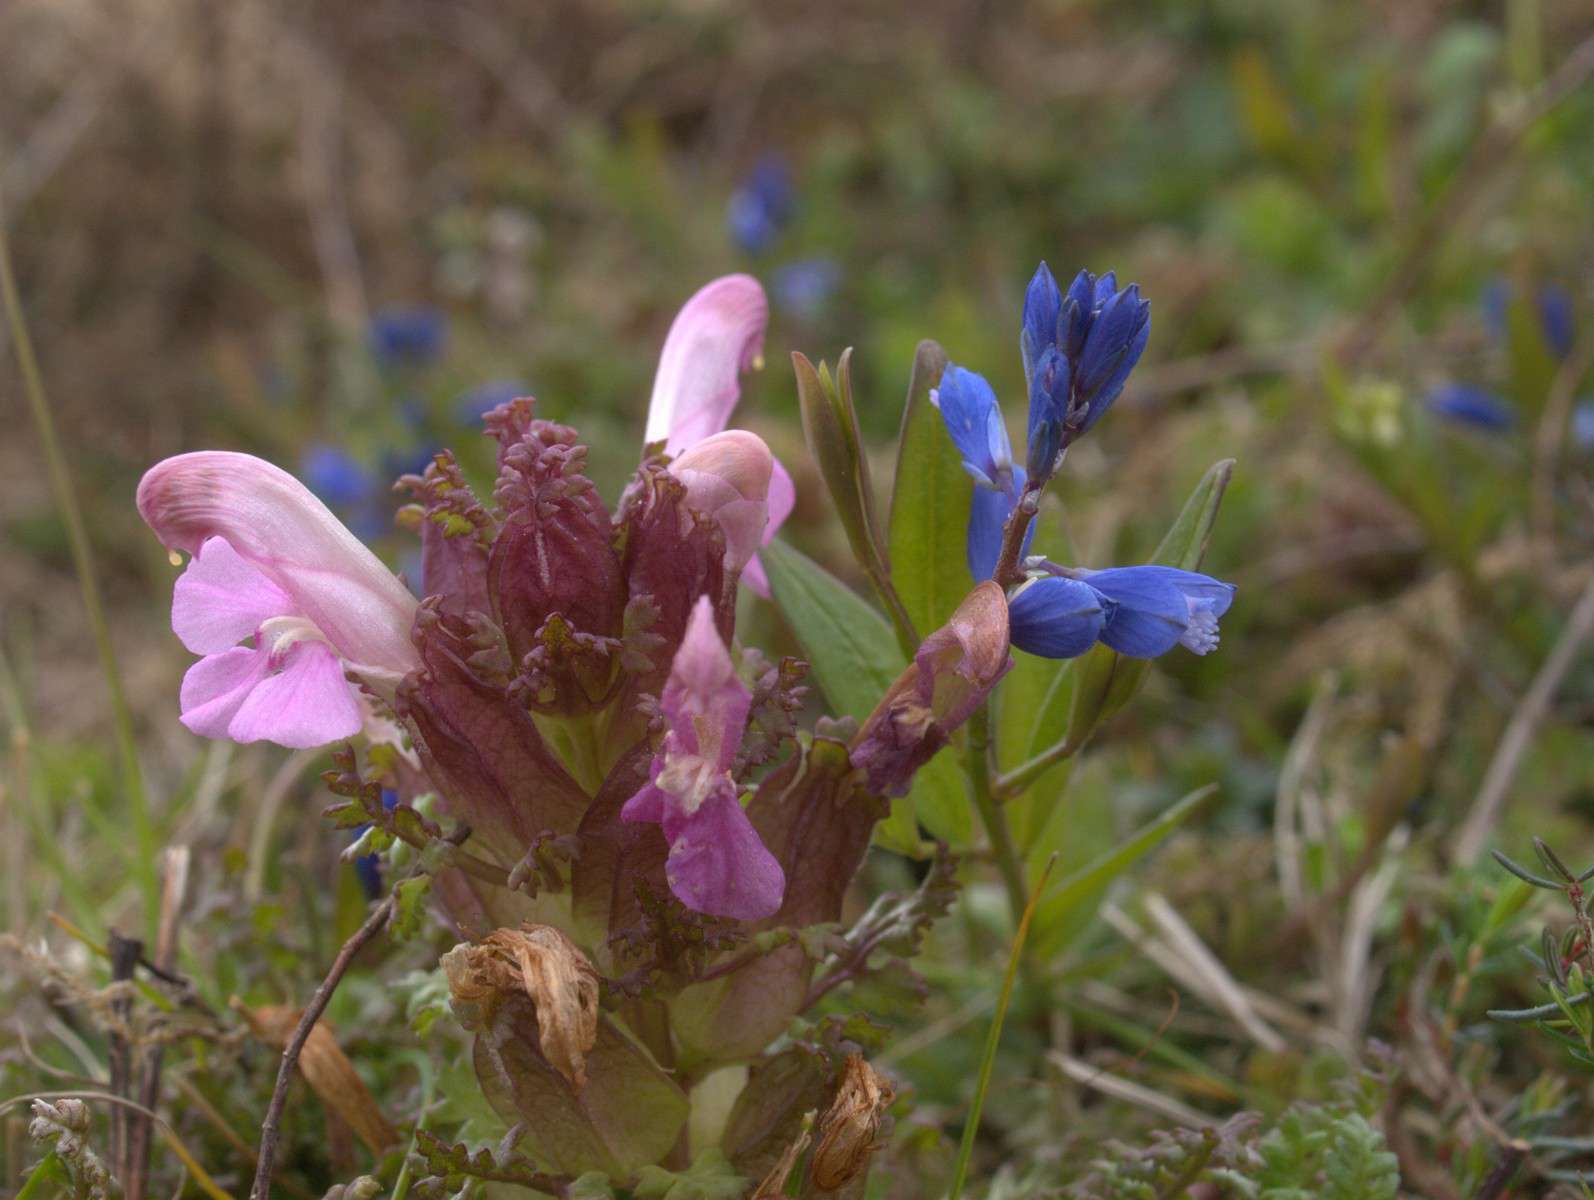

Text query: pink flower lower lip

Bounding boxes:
[619,594,785,921]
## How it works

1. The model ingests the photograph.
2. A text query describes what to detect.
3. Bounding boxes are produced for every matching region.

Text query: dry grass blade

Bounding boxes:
[236,1005,398,1157]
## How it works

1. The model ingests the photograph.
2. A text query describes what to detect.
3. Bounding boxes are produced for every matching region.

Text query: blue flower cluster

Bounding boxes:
[1427,280,1585,436]
[936,263,1234,661]
[727,155,795,255]
[369,306,447,368]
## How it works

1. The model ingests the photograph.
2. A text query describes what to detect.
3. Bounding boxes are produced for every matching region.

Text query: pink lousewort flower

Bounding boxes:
[669,430,774,575]
[620,596,784,920]
[138,451,420,748]
[646,274,795,594]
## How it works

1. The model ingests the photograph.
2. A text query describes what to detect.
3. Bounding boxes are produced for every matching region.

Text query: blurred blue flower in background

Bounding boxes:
[771,257,841,320]
[352,788,400,900]
[727,154,794,255]
[369,306,447,367]
[1426,383,1516,432]
[1572,402,1594,451]
[1482,280,1575,359]
[456,380,528,425]
[301,443,376,507]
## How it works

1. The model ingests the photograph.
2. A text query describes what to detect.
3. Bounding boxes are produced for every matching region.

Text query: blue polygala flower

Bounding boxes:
[1009,566,1235,660]
[1020,262,1151,480]
[301,444,375,508]
[457,381,529,426]
[932,365,1035,580]
[1483,280,1575,359]
[1426,384,1515,432]
[727,154,794,255]
[369,306,447,368]
[771,257,841,320]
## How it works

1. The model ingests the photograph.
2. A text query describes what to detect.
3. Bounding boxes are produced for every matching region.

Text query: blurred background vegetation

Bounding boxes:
[5,0,1594,1195]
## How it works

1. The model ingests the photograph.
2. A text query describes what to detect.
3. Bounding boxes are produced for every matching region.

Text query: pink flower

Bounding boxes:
[646,275,796,594]
[620,596,784,920]
[669,431,774,575]
[138,452,421,748]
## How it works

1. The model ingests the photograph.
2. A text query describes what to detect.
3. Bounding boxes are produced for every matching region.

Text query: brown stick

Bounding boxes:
[1471,1139,1529,1200]
[106,931,143,1184]
[248,892,397,1200]
[126,847,190,1200]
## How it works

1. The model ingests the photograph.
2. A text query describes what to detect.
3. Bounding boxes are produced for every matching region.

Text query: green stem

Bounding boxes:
[0,198,158,933]
[968,705,1028,928]
[865,555,921,658]
[946,852,1057,1200]
[993,734,1082,801]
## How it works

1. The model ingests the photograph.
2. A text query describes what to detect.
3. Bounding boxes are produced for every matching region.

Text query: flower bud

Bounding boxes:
[670,429,775,574]
[851,581,1011,797]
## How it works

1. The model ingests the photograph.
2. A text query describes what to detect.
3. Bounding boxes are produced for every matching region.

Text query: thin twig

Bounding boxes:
[1455,575,1594,865]
[1471,1140,1530,1200]
[248,893,396,1200]
[127,848,191,1200]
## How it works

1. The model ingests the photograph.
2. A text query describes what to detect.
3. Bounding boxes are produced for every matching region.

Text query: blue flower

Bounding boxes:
[1573,401,1594,451]
[727,155,794,255]
[933,365,1016,492]
[1008,576,1108,657]
[1483,280,1575,359]
[1008,566,1234,660]
[1426,384,1515,432]
[456,380,528,425]
[352,788,400,899]
[369,307,447,368]
[1077,566,1234,657]
[772,257,841,320]
[968,467,1034,583]
[301,444,375,508]
[1018,263,1150,482]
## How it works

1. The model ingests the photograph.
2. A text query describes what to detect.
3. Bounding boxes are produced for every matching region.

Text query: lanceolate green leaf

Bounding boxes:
[1031,783,1217,958]
[1066,458,1235,752]
[888,340,971,641]
[762,538,969,851]
[762,538,900,723]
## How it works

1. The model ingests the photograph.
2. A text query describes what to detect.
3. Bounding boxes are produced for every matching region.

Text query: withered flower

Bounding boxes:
[809,1054,896,1193]
[441,924,600,1089]
[850,581,1011,796]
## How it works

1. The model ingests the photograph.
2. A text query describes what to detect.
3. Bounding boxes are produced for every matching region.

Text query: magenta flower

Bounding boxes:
[138,451,421,749]
[669,430,775,575]
[620,596,784,920]
[645,274,795,594]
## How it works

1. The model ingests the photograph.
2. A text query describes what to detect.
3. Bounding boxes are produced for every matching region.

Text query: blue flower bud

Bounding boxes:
[1021,262,1062,381]
[1025,345,1071,485]
[1071,283,1150,434]
[727,154,794,255]
[772,257,841,320]
[933,364,1015,492]
[368,307,447,368]
[301,444,375,508]
[1426,384,1515,432]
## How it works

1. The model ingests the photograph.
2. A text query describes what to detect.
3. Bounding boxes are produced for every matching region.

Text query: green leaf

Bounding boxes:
[391,875,433,941]
[16,1153,69,1200]
[1066,459,1235,752]
[912,752,972,845]
[633,1149,747,1200]
[762,538,965,852]
[763,538,899,723]
[1031,784,1217,958]
[887,340,970,641]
